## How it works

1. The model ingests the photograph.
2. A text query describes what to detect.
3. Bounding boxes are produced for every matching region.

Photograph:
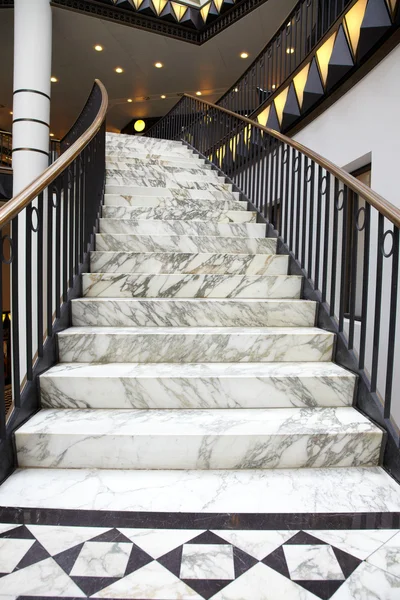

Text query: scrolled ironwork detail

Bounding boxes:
[30,206,40,233]
[336,188,345,211]
[306,164,313,182]
[319,175,328,196]
[356,206,367,232]
[382,229,395,258]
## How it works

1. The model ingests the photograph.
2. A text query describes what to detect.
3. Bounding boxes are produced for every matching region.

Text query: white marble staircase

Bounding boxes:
[2,132,398,515]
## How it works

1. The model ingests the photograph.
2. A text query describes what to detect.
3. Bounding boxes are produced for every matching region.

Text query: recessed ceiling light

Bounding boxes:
[161,95,166,99]
[196,91,202,96]
[240,52,249,59]
[154,62,163,68]
[127,98,133,103]
[94,45,103,52]
[50,76,58,83]
[115,67,124,74]
[286,47,295,54]
[50,133,54,137]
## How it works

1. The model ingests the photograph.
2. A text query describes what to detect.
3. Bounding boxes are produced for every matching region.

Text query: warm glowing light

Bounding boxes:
[257,106,270,127]
[344,0,368,54]
[272,84,276,90]
[9,111,13,115]
[50,76,58,83]
[240,52,249,59]
[234,88,239,92]
[293,63,310,109]
[171,1,187,20]
[316,32,336,84]
[115,67,124,74]
[196,91,202,96]
[152,0,168,14]
[200,2,211,21]
[94,45,103,52]
[161,95,166,99]
[50,133,54,137]
[134,119,146,133]
[154,62,163,68]
[286,47,295,54]
[274,87,289,125]
[127,99,133,103]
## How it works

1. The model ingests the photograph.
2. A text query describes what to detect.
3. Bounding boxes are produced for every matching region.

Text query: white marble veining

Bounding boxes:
[89,251,288,275]
[332,561,400,599]
[0,538,35,573]
[15,407,381,469]
[1,467,400,513]
[284,544,345,580]
[106,157,211,171]
[70,541,132,577]
[118,528,206,559]
[106,166,220,184]
[71,298,315,328]
[57,326,334,363]
[95,233,275,254]
[40,362,355,410]
[105,135,193,157]
[99,218,267,238]
[366,531,400,577]
[106,151,202,165]
[105,181,235,197]
[211,530,300,561]
[82,272,303,299]
[305,529,399,561]
[103,194,247,210]
[180,544,235,580]
[102,204,255,222]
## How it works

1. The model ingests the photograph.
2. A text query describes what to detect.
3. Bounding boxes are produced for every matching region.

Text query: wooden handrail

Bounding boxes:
[0,79,108,229]
[183,94,400,229]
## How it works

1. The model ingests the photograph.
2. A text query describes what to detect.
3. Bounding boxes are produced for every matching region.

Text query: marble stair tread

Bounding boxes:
[89,251,288,275]
[82,273,302,299]
[105,181,233,195]
[1,466,399,513]
[103,194,247,210]
[99,219,267,238]
[105,140,192,157]
[71,298,316,327]
[57,326,334,363]
[95,233,276,254]
[106,157,211,170]
[106,152,202,164]
[102,205,255,223]
[15,407,382,470]
[40,362,356,410]
[106,166,220,183]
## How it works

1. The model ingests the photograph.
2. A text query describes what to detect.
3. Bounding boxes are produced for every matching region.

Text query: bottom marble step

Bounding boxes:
[15,407,382,470]
[39,362,356,410]
[1,466,398,513]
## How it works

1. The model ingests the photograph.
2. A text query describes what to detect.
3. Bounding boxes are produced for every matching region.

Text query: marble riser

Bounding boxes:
[106,167,220,184]
[102,205,255,223]
[89,252,289,276]
[57,326,334,363]
[1,466,399,513]
[105,184,237,199]
[103,194,247,210]
[106,140,192,157]
[82,273,302,299]
[95,234,276,254]
[99,219,267,239]
[15,407,382,470]
[40,362,356,410]
[106,158,211,171]
[105,152,201,165]
[71,298,316,328]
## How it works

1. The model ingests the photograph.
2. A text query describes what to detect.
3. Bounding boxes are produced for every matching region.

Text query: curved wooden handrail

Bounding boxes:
[0,79,108,229]
[184,94,400,229]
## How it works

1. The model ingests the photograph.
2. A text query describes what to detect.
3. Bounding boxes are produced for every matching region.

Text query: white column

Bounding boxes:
[12,0,52,194]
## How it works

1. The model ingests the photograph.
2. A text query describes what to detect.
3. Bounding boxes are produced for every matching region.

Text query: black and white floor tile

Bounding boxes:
[0,511,399,599]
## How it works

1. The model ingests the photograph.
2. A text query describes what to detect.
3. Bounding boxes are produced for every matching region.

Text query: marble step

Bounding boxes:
[106,152,202,165]
[71,298,316,328]
[103,194,247,210]
[105,182,235,197]
[102,205,256,223]
[40,362,356,410]
[106,166,220,184]
[99,219,267,238]
[57,326,334,363]
[106,138,192,157]
[1,466,399,514]
[90,251,288,275]
[15,407,382,470]
[95,233,276,254]
[82,273,302,299]
[106,157,211,171]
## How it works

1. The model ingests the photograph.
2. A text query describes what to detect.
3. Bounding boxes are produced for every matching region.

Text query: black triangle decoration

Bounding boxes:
[182,578,232,599]
[180,7,201,28]
[281,82,301,131]
[326,25,354,91]
[136,0,157,16]
[266,102,281,131]
[294,580,344,600]
[358,0,392,59]
[301,58,324,114]
[159,3,178,22]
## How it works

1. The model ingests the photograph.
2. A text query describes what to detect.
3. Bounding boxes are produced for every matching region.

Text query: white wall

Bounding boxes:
[294,43,400,429]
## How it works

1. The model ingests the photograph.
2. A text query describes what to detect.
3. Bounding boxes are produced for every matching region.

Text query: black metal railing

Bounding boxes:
[217,0,352,116]
[0,80,107,482]
[147,94,400,480]
[0,131,12,168]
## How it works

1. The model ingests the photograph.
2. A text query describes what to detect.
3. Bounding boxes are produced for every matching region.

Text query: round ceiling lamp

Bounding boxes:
[134,119,146,133]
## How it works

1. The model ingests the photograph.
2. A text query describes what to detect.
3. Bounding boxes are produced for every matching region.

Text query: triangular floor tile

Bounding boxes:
[181,578,232,599]
[294,579,344,599]
[14,540,51,570]
[187,530,230,545]
[72,575,121,596]
[157,545,183,577]
[53,542,85,575]
[305,529,398,560]
[332,546,362,579]
[285,531,328,545]
[0,557,85,597]
[26,524,110,555]
[233,546,258,578]
[0,525,35,540]
[0,524,21,535]
[92,560,202,599]
[89,528,132,544]
[118,528,205,559]
[262,545,291,578]
[211,529,300,560]
[124,543,154,575]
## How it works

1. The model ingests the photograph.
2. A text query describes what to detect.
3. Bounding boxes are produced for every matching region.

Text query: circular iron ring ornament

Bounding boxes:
[356,206,367,232]
[306,164,313,182]
[293,155,300,173]
[382,229,395,258]
[30,206,40,233]
[336,188,345,211]
[283,148,289,164]
[1,235,13,265]
[320,175,328,196]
